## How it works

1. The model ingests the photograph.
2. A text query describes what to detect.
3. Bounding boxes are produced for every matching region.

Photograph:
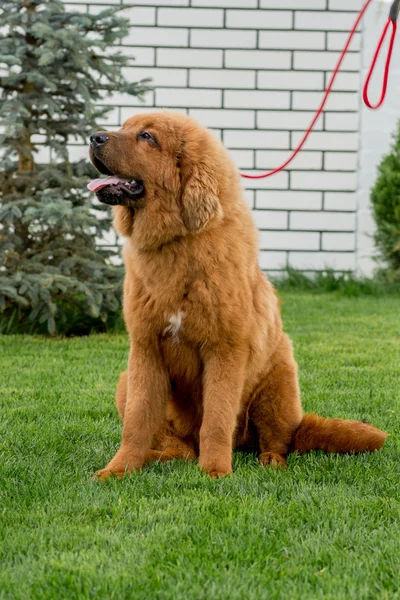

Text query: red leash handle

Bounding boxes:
[241,0,398,180]
[363,17,397,109]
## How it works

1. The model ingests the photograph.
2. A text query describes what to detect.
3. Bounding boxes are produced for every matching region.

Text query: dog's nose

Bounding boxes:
[90,132,109,149]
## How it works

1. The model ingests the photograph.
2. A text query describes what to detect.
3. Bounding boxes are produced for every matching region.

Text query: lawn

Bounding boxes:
[0,292,399,600]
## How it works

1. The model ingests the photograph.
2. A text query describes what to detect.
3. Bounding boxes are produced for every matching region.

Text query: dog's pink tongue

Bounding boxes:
[87,176,128,192]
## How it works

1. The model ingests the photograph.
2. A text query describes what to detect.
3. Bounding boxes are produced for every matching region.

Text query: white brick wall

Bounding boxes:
[325,152,357,171]
[289,211,355,231]
[158,8,224,27]
[257,110,323,130]
[156,88,222,107]
[291,91,358,111]
[224,90,290,110]
[322,233,355,251]
[191,29,256,49]
[193,0,256,6]
[189,69,256,89]
[64,0,390,273]
[224,130,290,150]
[290,171,357,191]
[226,10,292,30]
[257,72,324,91]
[291,131,358,151]
[329,0,362,10]
[325,113,359,130]
[324,192,356,212]
[118,7,156,25]
[256,150,322,170]
[252,210,288,230]
[260,231,320,251]
[288,251,355,270]
[127,27,189,47]
[123,67,187,88]
[259,31,325,50]
[328,32,361,51]
[259,252,287,270]
[261,0,326,8]
[157,48,223,67]
[225,50,291,69]
[189,109,255,129]
[256,191,323,211]
[294,11,359,31]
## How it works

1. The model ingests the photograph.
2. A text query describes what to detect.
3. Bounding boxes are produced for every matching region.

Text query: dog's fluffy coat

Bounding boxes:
[91,111,387,479]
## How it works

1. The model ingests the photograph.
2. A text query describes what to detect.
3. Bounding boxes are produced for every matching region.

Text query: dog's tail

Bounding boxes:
[291,413,388,454]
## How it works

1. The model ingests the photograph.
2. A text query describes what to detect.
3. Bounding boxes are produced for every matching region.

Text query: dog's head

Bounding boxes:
[88,112,236,248]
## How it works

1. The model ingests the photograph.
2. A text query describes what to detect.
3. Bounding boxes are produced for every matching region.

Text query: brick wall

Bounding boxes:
[65,0,368,273]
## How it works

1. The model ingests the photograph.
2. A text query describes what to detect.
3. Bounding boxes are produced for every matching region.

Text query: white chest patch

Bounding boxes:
[163,311,184,343]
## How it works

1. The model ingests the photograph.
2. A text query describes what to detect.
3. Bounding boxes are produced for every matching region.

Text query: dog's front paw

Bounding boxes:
[206,469,231,479]
[93,446,145,481]
[199,458,232,478]
[92,468,127,482]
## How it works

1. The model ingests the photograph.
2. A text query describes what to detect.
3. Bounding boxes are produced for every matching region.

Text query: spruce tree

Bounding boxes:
[0,0,149,334]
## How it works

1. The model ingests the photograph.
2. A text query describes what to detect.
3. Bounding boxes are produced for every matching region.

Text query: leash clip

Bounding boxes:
[389,0,400,21]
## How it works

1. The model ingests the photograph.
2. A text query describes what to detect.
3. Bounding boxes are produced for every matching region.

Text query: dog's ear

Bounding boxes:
[180,161,223,232]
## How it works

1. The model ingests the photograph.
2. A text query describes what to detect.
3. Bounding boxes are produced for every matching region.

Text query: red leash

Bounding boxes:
[363,16,398,108]
[241,0,400,180]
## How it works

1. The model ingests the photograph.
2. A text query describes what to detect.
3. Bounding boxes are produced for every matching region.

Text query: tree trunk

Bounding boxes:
[18,1,36,173]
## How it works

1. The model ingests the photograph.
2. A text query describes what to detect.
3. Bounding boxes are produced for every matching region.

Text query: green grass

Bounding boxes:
[0,292,399,600]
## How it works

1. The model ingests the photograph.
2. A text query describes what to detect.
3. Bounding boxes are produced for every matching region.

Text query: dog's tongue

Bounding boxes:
[87,176,129,192]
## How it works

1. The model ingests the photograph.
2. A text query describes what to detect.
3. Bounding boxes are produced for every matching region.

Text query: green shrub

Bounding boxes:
[370,122,400,280]
[272,268,400,297]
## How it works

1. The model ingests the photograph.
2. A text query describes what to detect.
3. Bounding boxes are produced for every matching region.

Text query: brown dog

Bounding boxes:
[88,111,388,480]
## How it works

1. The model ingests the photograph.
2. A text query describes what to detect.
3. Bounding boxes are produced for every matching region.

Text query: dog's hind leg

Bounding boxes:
[145,419,197,464]
[250,335,302,469]
[115,373,196,464]
[145,445,196,465]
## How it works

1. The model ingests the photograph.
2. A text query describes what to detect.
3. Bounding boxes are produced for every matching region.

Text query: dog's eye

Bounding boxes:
[137,130,160,148]
[138,131,154,142]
